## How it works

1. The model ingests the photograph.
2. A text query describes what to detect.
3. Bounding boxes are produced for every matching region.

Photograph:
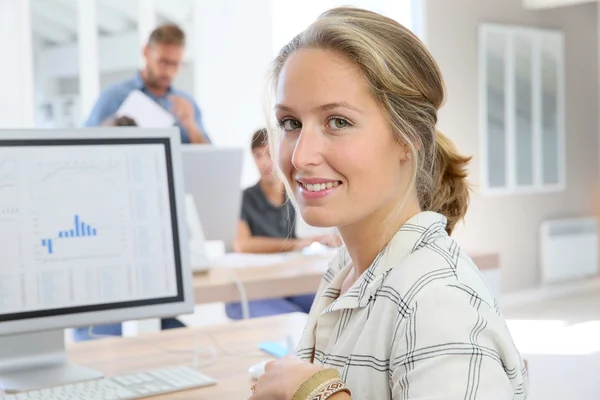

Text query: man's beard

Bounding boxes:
[147,70,168,90]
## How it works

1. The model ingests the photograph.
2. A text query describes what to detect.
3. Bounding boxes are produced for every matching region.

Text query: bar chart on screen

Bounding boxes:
[40,214,99,255]
[30,154,128,263]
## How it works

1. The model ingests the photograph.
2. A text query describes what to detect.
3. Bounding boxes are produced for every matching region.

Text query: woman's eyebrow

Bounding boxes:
[314,101,362,114]
[274,101,363,114]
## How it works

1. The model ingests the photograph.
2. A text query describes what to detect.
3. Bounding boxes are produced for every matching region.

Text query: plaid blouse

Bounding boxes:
[296,212,528,399]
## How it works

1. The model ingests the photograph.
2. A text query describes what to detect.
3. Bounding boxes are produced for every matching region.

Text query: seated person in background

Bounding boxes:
[72,114,186,342]
[101,115,138,126]
[233,128,340,254]
[226,128,340,320]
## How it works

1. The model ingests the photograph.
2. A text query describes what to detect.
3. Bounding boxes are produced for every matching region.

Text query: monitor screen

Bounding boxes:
[0,138,184,323]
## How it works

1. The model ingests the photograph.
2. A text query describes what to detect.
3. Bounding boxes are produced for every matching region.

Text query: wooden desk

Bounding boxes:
[193,252,500,304]
[69,313,309,399]
[193,254,331,304]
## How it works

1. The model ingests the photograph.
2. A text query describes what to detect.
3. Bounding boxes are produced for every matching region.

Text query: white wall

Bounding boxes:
[0,0,35,128]
[190,0,273,189]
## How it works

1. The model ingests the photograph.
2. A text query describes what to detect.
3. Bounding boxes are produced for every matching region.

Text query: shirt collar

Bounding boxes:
[134,71,174,96]
[319,211,449,314]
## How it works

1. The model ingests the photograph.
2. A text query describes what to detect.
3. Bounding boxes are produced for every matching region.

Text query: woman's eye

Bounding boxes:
[281,119,302,131]
[326,117,350,130]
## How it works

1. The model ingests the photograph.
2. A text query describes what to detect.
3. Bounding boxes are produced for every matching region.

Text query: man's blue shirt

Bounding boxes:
[85,72,209,144]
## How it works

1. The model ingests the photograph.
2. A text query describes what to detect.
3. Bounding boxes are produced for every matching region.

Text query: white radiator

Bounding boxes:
[540,217,599,284]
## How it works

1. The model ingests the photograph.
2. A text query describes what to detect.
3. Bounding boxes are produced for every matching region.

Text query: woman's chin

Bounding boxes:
[300,209,338,228]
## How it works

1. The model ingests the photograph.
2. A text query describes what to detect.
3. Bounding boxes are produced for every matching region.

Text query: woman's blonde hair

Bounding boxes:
[265,7,470,235]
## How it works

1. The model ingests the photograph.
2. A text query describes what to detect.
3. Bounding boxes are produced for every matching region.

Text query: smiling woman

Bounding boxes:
[250,6,529,400]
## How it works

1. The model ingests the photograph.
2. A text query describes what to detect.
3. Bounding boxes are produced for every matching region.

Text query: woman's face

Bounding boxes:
[275,48,411,229]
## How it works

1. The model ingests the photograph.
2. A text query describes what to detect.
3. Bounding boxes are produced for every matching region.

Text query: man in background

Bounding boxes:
[85,24,210,144]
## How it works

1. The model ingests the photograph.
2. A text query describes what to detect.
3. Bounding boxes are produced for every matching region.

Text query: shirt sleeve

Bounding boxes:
[84,91,120,127]
[193,102,211,143]
[289,205,298,239]
[390,285,526,400]
[240,190,250,223]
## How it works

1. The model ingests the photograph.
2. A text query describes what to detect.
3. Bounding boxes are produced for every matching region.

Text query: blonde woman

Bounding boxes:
[249,7,528,400]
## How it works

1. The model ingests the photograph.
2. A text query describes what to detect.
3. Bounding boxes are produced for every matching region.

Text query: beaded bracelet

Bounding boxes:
[293,369,351,400]
[307,378,351,400]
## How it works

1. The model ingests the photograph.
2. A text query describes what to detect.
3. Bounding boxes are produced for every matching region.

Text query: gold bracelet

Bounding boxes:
[293,369,351,400]
[306,378,341,399]
[307,378,351,400]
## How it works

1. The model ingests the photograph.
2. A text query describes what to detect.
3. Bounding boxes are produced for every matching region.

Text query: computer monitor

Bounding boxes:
[0,128,194,393]
[181,146,243,251]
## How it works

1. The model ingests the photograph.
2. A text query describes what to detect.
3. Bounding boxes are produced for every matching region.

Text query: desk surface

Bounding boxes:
[70,313,308,399]
[192,252,500,304]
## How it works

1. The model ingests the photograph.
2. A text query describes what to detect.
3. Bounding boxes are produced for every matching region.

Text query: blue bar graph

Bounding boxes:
[41,214,98,255]
[41,239,53,254]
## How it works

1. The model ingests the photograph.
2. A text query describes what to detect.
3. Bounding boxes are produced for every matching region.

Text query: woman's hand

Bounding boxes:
[249,356,323,400]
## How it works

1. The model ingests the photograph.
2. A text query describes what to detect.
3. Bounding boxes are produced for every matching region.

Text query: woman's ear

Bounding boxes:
[398,143,413,162]
[399,140,420,163]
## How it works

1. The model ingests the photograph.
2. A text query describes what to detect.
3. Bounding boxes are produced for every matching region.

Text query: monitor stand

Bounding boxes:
[0,330,104,393]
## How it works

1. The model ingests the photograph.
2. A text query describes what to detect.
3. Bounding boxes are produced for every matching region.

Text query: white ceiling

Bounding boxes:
[31,0,193,46]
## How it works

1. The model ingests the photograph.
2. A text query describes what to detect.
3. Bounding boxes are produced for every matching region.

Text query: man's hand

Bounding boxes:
[169,95,195,127]
[169,95,208,144]
[169,95,196,129]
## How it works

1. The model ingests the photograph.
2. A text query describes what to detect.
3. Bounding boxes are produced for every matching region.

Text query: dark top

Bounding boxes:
[241,183,296,239]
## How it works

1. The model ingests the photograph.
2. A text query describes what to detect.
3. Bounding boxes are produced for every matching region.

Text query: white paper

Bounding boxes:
[208,244,338,269]
[116,90,175,128]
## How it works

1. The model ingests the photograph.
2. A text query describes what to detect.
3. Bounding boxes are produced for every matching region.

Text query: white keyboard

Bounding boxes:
[1,366,217,400]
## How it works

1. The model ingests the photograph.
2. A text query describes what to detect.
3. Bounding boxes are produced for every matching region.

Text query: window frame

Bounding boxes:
[478,23,566,197]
